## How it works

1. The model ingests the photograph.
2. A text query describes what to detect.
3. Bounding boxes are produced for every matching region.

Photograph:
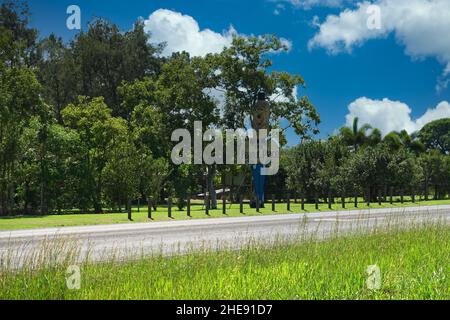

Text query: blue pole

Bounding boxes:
[252,164,265,205]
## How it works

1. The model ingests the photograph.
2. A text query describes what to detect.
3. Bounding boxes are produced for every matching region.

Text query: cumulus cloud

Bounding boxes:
[345,97,450,135]
[308,0,450,88]
[143,9,236,57]
[144,9,292,57]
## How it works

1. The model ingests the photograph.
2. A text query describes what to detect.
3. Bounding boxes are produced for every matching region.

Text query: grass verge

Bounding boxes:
[0,224,448,300]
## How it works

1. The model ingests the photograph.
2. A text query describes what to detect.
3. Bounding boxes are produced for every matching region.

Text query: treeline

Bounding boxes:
[282,118,450,201]
[1,2,448,216]
[0,1,320,215]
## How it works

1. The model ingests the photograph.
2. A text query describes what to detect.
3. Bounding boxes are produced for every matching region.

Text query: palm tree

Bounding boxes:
[367,128,382,146]
[383,130,425,154]
[339,117,373,152]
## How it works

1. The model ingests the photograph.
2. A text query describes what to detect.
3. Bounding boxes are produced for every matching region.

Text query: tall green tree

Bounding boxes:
[0,66,46,215]
[339,117,372,152]
[419,118,450,154]
[103,138,140,212]
[0,0,39,67]
[62,97,128,213]
[138,154,169,212]
[213,35,320,137]
[384,130,425,154]
[37,34,78,124]
[69,19,162,118]
[419,150,450,199]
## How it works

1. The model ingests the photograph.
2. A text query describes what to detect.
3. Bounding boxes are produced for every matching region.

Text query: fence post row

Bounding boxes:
[135,184,448,221]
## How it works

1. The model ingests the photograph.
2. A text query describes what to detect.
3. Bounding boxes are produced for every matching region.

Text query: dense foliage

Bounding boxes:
[0,2,321,215]
[0,2,448,215]
[284,119,450,201]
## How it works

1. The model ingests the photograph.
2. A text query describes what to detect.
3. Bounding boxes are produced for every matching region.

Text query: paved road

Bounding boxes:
[1,205,449,268]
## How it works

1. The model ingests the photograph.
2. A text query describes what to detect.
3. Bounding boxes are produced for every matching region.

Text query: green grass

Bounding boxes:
[0,224,448,300]
[1,198,449,230]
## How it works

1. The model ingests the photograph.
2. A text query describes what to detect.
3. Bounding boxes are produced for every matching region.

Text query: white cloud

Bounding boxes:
[273,3,285,15]
[144,9,292,57]
[345,97,450,134]
[143,9,236,57]
[270,86,299,103]
[309,0,450,87]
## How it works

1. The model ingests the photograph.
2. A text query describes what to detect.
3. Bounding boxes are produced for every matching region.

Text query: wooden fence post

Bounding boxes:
[148,198,152,220]
[168,196,172,218]
[354,192,358,208]
[315,193,319,210]
[127,199,132,221]
[240,195,244,214]
[287,193,291,211]
[390,187,393,204]
[401,189,404,204]
[301,194,305,211]
[328,190,332,210]
[222,189,227,215]
[341,191,346,209]
[187,195,191,217]
[378,189,382,206]
[272,194,276,212]
[222,176,227,215]
[205,193,210,216]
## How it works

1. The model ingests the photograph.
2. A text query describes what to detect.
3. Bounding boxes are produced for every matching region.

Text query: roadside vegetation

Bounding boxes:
[1,222,448,300]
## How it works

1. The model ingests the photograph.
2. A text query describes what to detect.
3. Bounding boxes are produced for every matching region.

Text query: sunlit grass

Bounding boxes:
[0,222,448,300]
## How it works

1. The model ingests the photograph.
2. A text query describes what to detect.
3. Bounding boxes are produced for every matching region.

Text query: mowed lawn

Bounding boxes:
[0,225,448,300]
[0,199,450,230]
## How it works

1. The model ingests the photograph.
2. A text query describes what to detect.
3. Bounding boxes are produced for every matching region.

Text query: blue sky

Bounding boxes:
[24,0,450,144]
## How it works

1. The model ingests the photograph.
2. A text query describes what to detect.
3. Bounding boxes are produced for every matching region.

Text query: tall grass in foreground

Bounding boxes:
[0,221,448,300]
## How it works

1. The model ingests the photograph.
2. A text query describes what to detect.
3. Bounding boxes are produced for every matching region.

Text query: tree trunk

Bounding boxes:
[0,190,3,216]
[8,183,14,215]
[40,182,47,215]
